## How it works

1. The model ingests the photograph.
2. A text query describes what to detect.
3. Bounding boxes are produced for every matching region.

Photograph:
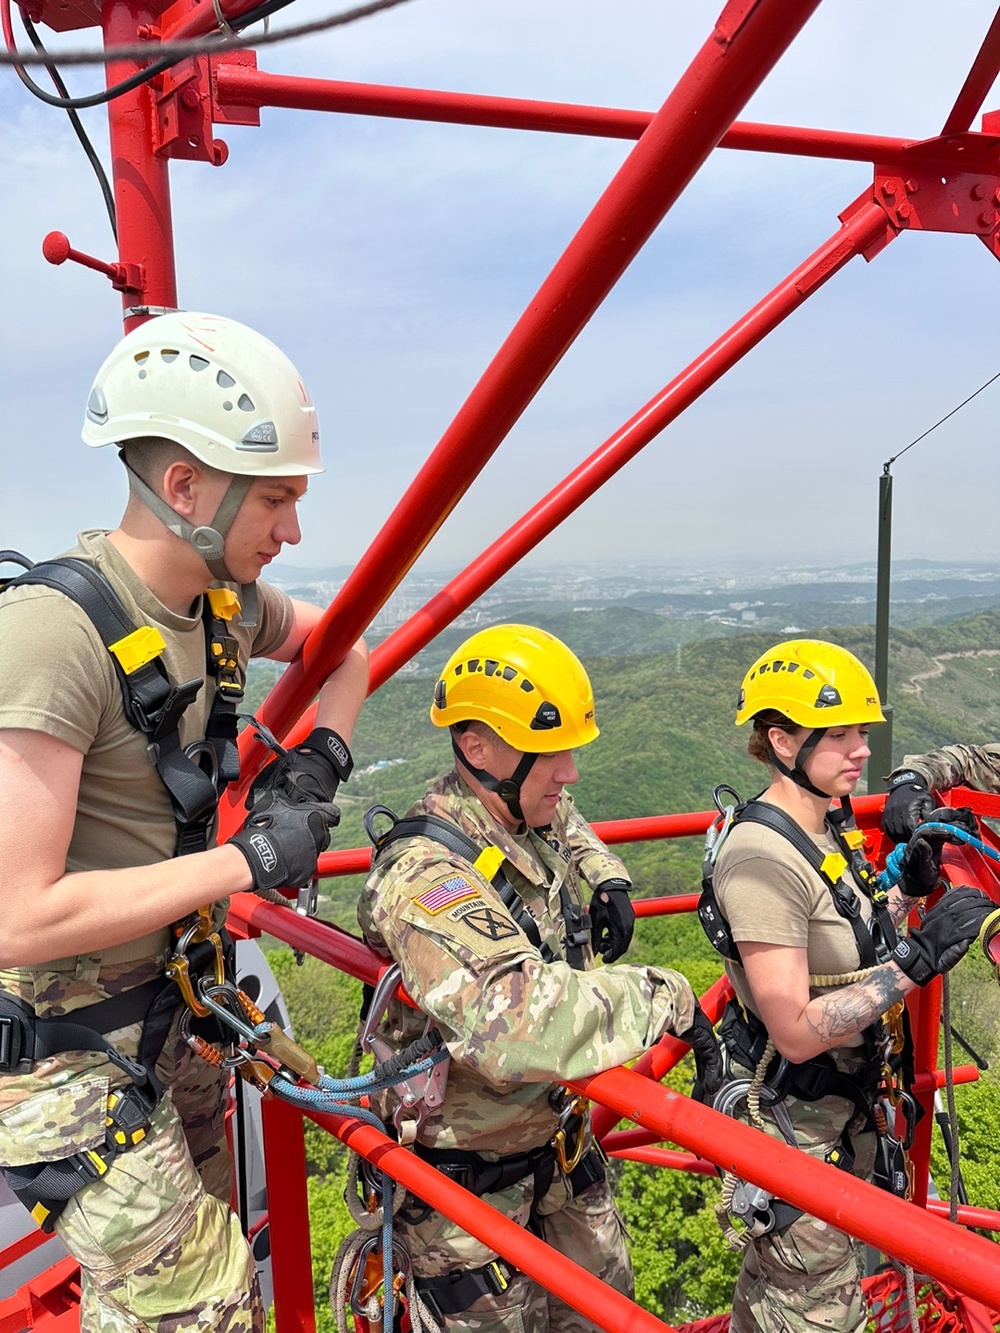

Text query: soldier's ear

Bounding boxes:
[455,726,488,768]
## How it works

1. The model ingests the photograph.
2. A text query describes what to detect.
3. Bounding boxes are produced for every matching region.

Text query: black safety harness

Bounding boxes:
[0,551,246,1230]
[699,795,896,972]
[698,791,918,1222]
[366,806,593,971]
[364,805,606,1319]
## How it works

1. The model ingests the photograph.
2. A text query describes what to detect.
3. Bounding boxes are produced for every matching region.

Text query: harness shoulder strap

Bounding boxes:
[9,559,221,855]
[366,808,562,964]
[740,800,878,969]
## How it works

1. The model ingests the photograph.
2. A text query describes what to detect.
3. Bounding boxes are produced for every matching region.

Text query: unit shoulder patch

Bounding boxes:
[414,875,481,915]
[458,907,521,942]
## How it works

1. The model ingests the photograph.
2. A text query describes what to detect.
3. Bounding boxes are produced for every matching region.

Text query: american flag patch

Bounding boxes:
[415,876,479,915]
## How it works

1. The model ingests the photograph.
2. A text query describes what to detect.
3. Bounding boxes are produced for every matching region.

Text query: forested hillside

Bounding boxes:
[247,607,1000,1326]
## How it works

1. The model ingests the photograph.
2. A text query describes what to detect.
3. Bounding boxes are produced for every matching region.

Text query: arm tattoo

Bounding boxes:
[888,888,920,927]
[806,965,908,1047]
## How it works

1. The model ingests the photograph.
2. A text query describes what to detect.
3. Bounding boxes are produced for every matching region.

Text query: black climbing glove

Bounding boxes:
[249,726,353,806]
[896,807,979,899]
[896,833,942,899]
[881,771,935,843]
[229,791,341,893]
[891,886,996,987]
[678,1003,724,1105]
[589,878,635,963]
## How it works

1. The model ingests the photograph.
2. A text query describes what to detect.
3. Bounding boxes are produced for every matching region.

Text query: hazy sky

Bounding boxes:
[3,1,1000,586]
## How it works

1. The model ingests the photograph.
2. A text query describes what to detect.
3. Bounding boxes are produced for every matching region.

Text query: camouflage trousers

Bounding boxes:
[396,1160,632,1333]
[0,999,263,1332]
[726,1084,876,1333]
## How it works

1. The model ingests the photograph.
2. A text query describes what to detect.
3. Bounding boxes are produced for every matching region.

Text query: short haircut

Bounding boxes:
[120,437,226,495]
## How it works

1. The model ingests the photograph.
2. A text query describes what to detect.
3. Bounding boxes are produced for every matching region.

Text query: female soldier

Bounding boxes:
[710,638,993,1333]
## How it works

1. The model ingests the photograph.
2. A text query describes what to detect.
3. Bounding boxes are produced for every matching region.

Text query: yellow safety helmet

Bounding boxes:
[431,624,598,754]
[736,639,885,729]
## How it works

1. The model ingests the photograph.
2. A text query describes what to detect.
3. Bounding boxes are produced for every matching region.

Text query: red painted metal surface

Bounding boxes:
[102,0,177,325]
[214,65,917,164]
[568,1066,1000,1307]
[262,1096,315,1333]
[309,1109,687,1333]
[224,0,824,798]
[0,1256,80,1332]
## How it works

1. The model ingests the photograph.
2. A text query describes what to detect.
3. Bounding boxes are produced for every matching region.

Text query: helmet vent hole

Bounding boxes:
[502,666,517,681]
[802,669,815,680]
[161,349,179,362]
[138,369,147,379]
[484,659,499,676]
[467,658,481,673]
[217,370,236,388]
[238,394,255,412]
[520,680,534,693]
[189,355,209,372]
[223,401,233,411]
[133,351,149,365]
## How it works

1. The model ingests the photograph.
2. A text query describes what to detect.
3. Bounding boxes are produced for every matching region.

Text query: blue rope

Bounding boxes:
[264,1045,448,1329]
[877,822,1000,892]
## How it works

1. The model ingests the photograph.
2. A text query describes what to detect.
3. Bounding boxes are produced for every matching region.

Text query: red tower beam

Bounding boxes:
[569,1064,1000,1307]
[941,4,1000,135]
[361,194,892,697]
[228,0,824,795]
[102,0,177,325]
[258,191,894,779]
[214,65,914,164]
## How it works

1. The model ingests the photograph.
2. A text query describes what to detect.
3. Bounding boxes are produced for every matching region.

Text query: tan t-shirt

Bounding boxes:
[0,530,292,972]
[714,812,876,1042]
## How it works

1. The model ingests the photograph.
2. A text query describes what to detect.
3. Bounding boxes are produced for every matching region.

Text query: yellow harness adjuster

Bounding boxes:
[108,625,166,675]
[473,845,506,883]
[819,852,848,883]
[206,587,241,620]
[487,1261,509,1294]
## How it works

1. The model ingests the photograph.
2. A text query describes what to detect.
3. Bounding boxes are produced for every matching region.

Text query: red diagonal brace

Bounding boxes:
[223,0,825,805]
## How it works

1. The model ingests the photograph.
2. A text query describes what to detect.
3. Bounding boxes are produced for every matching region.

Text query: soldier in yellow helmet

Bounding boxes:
[358,624,721,1332]
[704,640,993,1333]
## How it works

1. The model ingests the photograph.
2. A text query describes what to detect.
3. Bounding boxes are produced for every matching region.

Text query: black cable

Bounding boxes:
[23,13,117,239]
[2,0,296,109]
[884,366,1000,470]
[0,0,412,101]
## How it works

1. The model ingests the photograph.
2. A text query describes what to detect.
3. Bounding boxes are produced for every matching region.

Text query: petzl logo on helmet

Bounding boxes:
[250,833,277,873]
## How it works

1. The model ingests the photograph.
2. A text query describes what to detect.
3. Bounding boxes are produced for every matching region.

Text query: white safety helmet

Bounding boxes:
[82,312,322,626]
[82,311,322,476]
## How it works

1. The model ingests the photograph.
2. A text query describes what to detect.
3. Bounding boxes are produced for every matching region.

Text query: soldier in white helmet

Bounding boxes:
[0,313,368,1331]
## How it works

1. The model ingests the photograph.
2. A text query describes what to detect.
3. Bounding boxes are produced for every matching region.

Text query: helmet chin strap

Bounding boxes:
[453,737,539,828]
[769,727,832,800]
[123,459,259,627]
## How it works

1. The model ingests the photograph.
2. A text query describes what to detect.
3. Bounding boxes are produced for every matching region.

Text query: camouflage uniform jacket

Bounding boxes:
[358,771,696,1157]
[895,744,1000,796]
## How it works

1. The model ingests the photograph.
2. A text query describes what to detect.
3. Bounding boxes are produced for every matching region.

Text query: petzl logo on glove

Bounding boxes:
[325,735,350,768]
[249,833,278,873]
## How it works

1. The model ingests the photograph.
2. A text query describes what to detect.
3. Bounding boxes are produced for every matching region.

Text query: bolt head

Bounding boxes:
[180,87,201,110]
[979,210,996,229]
[972,183,987,200]
[880,180,897,199]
